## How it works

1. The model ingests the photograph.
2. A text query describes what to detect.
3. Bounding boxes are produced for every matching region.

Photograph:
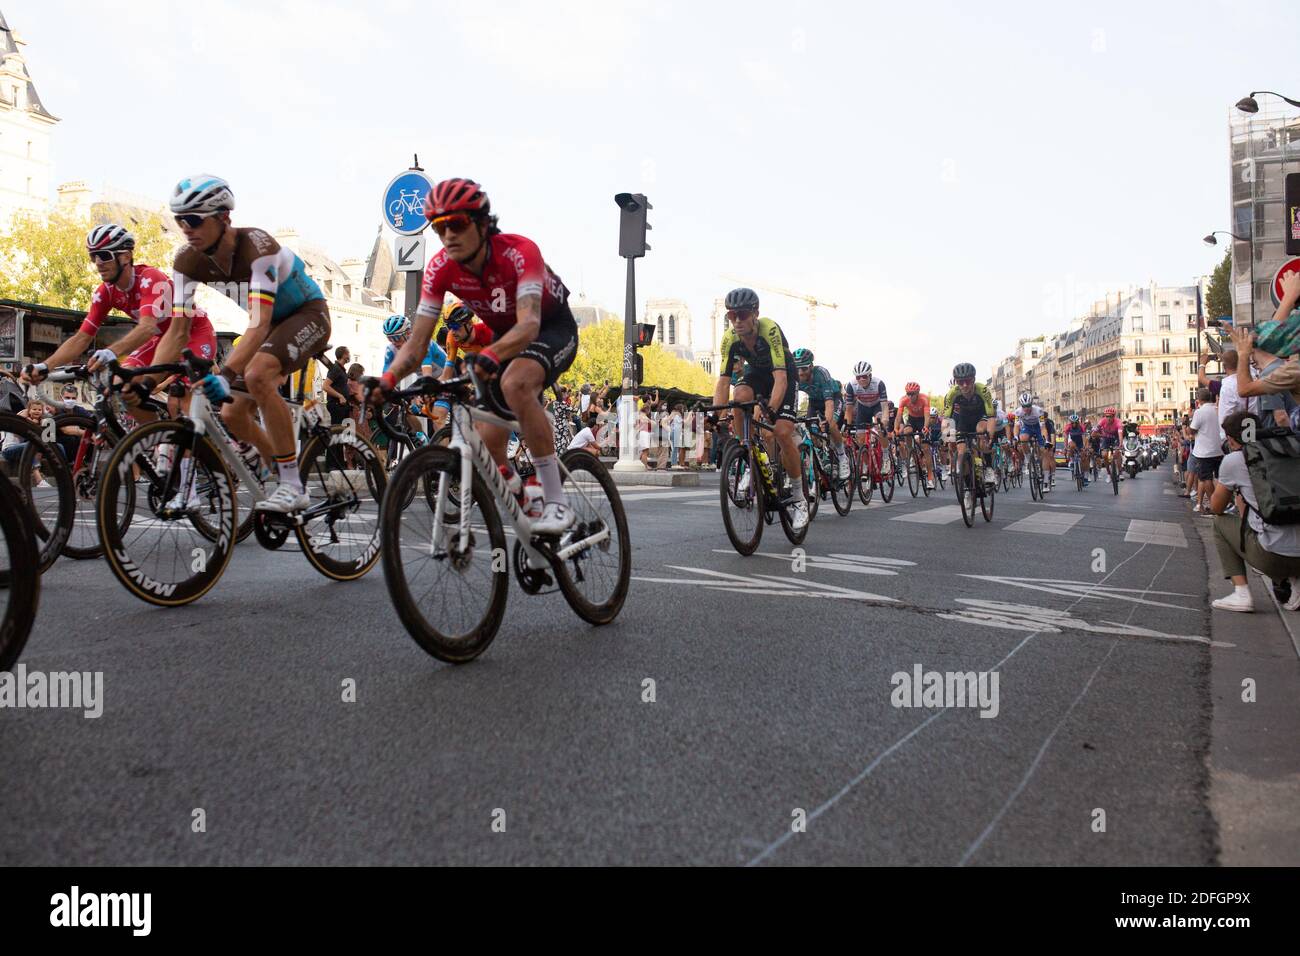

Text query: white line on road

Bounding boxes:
[1004,511,1086,535]
[1124,519,1188,548]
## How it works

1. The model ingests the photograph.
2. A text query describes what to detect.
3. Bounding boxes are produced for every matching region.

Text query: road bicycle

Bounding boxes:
[710,400,811,554]
[899,429,932,498]
[954,429,995,527]
[1023,435,1046,501]
[930,436,947,491]
[1068,443,1087,491]
[848,420,895,505]
[94,351,386,607]
[796,415,854,517]
[991,435,1011,493]
[377,371,630,662]
[2,407,74,571]
[0,472,41,670]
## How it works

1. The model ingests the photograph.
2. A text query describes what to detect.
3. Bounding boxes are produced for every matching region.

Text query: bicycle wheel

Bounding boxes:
[1028,451,1042,501]
[855,442,874,506]
[933,448,946,491]
[46,411,123,560]
[296,427,387,581]
[877,441,895,504]
[955,450,975,526]
[801,443,820,522]
[5,413,74,572]
[906,445,920,497]
[552,450,631,625]
[1110,454,1120,495]
[0,474,40,671]
[97,420,236,607]
[379,444,508,663]
[777,453,810,546]
[830,446,853,516]
[980,459,995,523]
[720,442,764,555]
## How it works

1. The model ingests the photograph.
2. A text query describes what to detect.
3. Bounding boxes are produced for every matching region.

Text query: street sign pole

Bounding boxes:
[613,192,652,473]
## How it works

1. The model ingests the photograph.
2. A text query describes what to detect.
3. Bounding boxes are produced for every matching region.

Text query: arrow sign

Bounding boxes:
[394,235,425,272]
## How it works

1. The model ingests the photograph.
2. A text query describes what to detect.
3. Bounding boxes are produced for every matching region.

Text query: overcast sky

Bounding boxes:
[13,0,1299,389]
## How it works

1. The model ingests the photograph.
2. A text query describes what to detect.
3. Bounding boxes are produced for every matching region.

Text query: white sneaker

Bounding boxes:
[35,479,51,489]
[166,490,201,512]
[255,483,310,513]
[789,499,809,532]
[926,479,935,491]
[1285,578,1300,612]
[1212,591,1254,613]
[1192,503,1202,513]
[532,501,576,536]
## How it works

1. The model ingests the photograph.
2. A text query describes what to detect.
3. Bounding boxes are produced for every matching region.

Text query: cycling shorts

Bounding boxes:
[738,368,799,423]
[853,402,882,429]
[1018,421,1043,444]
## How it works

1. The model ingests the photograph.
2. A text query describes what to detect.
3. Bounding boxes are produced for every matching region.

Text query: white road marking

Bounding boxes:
[961,574,1198,611]
[1124,519,1188,548]
[1004,511,1085,535]
[708,549,916,577]
[633,565,896,602]
[938,599,1228,646]
[890,505,966,525]
[619,490,718,502]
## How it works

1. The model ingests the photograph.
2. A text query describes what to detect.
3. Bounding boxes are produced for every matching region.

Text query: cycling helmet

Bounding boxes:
[905,381,920,394]
[169,174,234,215]
[854,361,872,377]
[792,348,814,368]
[724,287,760,312]
[1007,412,1016,421]
[1018,391,1032,406]
[86,224,134,254]
[952,362,976,380]
[1104,407,1116,416]
[424,177,490,221]
[382,314,411,340]
[1069,414,1079,423]
[444,303,475,329]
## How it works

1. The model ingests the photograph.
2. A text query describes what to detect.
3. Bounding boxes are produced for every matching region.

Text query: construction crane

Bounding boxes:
[720,275,839,354]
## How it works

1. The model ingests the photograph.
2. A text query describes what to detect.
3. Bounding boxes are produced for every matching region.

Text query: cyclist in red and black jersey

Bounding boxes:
[381,178,580,535]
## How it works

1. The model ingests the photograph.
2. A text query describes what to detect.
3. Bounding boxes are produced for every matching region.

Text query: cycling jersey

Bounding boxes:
[897,393,930,423]
[416,233,570,337]
[719,317,794,376]
[797,365,841,406]
[173,227,323,323]
[445,321,494,365]
[81,264,215,343]
[1016,404,1044,424]
[383,339,447,374]
[941,382,995,419]
[1096,416,1121,437]
[845,377,888,407]
[1066,424,1085,446]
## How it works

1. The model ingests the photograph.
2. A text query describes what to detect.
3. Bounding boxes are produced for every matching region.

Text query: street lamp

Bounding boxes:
[1235,91,1300,114]
[1204,230,1254,326]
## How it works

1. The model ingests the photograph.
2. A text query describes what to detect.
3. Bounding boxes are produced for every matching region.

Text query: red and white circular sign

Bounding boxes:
[1271,257,1300,307]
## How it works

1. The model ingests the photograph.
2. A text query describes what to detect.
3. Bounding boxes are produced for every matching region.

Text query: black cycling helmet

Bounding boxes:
[952,362,977,380]
[444,303,475,329]
[725,287,760,312]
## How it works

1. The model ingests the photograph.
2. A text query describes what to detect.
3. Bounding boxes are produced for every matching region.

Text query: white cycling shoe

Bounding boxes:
[532,501,576,536]
[255,483,310,514]
[789,499,809,532]
[166,490,202,512]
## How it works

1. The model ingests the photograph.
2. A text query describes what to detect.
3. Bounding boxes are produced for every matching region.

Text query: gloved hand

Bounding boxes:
[472,348,501,379]
[198,373,231,403]
[87,348,117,372]
[20,362,48,384]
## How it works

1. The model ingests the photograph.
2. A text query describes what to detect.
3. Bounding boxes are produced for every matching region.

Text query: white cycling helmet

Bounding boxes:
[854,361,872,377]
[86,223,135,254]
[170,174,235,215]
[1018,391,1032,407]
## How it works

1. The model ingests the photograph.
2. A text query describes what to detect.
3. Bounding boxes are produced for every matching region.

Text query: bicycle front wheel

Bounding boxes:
[98,420,236,607]
[830,447,853,516]
[297,427,387,581]
[0,474,40,671]
[8,414,74,572]
[552,450,631,625]
[720,442,764,555]
[957,451,976,527]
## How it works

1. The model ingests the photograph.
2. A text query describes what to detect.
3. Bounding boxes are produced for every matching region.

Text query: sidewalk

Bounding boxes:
[1195,515,1300,865]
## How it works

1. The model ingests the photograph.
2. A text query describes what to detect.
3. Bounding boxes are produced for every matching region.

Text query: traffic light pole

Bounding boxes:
[615,255,644,472]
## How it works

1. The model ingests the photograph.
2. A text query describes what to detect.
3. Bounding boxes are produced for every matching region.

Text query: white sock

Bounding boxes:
[275,455,302,494]
[533,453,566,506]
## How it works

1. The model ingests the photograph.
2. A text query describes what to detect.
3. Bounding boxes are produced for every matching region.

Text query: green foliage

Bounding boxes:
[559,319,713,394]
[1205,249,1232,322]
[0,207,178,311]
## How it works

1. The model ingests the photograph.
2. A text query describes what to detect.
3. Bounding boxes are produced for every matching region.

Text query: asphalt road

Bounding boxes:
[2,461,1227,865]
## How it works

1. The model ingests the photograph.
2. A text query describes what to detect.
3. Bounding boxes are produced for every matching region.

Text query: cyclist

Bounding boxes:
[844,361,891,448]
[379,177,579,535]
[941,363,998,488]
[157,174,331,513]
[926,408,946,479]
[1015,392,1054,492]
[381,313,449,437]
[711,287,808,532]
[1041,409,1057,489]
[440,302,493,374]
[894,382,935,491]
[1064,414,1089,486]
[792,348,850,477]
[1095,407,1122,481]
[23,224,217,425]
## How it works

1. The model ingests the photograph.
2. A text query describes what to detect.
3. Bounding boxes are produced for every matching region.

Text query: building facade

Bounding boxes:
[0,11,57,229]
[642,298,695,364]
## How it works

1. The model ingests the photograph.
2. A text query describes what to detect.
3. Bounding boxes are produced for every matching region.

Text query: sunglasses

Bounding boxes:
[956,377,975,385]
[431,214,475,236]
[174,213,214,229]
[725,310,754,322]
[89,250,119,262]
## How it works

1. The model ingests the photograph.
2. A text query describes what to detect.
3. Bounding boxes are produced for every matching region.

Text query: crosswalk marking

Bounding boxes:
[891,505,966,525]
[1124,519,1188,548]
[1004,511,1086,535]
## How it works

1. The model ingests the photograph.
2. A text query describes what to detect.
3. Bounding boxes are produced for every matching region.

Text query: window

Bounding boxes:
[26,140,32,159]
[1189,337,1197,353]
[1135,362,1144,376]
[1187,315,1197,327]
[1159,314,1171,330]
[1134,340,1143,355]
[1189,360,1197,374]
[1162,339,1170,354]
[656,315,664,341]
[1031,348,1039,358]
[668,314,676,345]
[1189,389,1197,406]
[1132,315,1144,332]
[1160,300,1169,307]
[25,176,31,195]
[1161,361,1171,376]
[1135,387,1146,403]
[1162,386,1173,400]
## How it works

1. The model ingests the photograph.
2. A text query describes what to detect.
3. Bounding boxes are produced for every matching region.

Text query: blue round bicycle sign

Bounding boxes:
[382,169,434,236]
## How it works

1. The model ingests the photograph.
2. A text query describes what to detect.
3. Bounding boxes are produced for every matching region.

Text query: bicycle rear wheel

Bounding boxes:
[552,450,631,625]
[980,460,995,523]
[720,442,764,555]
[6,413,74,572]
[855,442,874,506]
[0,474,40,671]
[877,441,895,504]
[801,444,820,522]
[777,454,810,546]
[830,446,853,515]
[957,450,975,527]
[380,444,508,663]
[296,427,387,581]
[906,445,920,497]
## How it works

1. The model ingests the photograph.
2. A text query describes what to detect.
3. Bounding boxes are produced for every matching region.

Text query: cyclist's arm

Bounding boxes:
[152,270,194,366]
[108,274,170,359]
[36,330,95,373]
[712,374,732,410]
[483,295,541,362]
[769,367,789,414]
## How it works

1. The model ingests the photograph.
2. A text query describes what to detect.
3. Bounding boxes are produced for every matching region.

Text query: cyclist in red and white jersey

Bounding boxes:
[23,224,216,423]
[1095,407,1122,481]
[380,177,579,535]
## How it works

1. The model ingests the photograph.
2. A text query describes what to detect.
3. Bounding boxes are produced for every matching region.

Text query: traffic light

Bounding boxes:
[634,352,645,386]
[615,192,652,259]
[635,322,656,347]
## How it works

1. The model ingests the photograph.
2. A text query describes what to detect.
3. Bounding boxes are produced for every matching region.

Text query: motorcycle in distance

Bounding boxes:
[1122,434,1143,479]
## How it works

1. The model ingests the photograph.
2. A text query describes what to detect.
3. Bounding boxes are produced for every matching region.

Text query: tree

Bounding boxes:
[558,319,714,395]
[0,208,178,311]
[1205,249,1232,323]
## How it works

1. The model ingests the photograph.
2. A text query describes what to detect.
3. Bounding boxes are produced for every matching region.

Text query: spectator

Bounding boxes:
[1188,387,1222,514]
[1,399,52,486]
[579,383,592,416]
[1214,349,1255,424]
[566,422,602,455]
[1210,411,1300,612]
[637,400,652,467]
[322,346,352,469]
[1230,285,1300,430]
[666,403,683,469]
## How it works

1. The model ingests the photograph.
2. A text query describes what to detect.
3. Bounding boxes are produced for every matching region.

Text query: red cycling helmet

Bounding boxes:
[1104,407,1116,416]
[905,382,920,394]
[424,177,491,221]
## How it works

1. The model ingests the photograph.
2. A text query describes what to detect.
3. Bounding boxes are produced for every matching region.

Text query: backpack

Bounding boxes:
[1239,426,1300,547]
